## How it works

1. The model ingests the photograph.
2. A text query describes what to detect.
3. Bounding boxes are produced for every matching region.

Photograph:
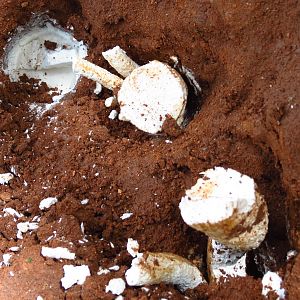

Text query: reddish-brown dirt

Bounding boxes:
[0,0,299,299]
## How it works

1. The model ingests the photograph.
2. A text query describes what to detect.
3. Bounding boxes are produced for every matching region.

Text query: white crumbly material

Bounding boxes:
[207,239,246,282]
[39,197,58,210]
[41,247,75,260]
[97,266,110,275]
[1,254,12,266]
[102,46,139,78]
[3,20,87,99]
[262,272,285,299]
[81,199,89,205]
[9,247,20,252]
[73,57,123,90]
[108,110,118,120]
[3,208,23,218]
[179,167,268,250]
[0,173,14,185]
[105,96,115,108]
[125,252,205,291]
[118,60,187,134]
[94,82,102,95]
[106,278,126,295]
[17,222,39,239]
[120,212,133,220]
[61,265,91,289]
[127,238,140,257]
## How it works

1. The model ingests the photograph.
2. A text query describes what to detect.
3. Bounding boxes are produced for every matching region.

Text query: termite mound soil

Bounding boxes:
[0,0,299,299]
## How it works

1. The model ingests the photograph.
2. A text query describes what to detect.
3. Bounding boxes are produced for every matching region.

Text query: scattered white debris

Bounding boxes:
[9,246,20,252]
[109,110,118,120]
[3,208,23,219]
[1,254,12,267]
[179,167,268,251]
[17,222,39,239]
[41,247,75,260]
[127,238,140,257]
[39,197,58,210]
[94,82,102,95]
[0,173,14,185]
[120,212,133,220]
[105,96,115,108]
[81,199,89,205]
[286,250,297,261]
[102,45,139,78]
[61,265,91,289]
[106,278,126,295]
[97,266,110,275]
[262,271,285,299]
[126,252,205,291]
[109,265,120,271]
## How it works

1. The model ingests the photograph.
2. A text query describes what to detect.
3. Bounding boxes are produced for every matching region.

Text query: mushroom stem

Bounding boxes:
[102,46,139,78]
[73,57,123,90]
[125,252,206,291]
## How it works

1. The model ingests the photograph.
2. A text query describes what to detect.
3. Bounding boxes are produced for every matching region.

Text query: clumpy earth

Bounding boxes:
[0,0,299,299]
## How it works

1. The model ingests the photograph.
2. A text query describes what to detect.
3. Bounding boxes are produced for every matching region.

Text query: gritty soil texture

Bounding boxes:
[0,0,299,299]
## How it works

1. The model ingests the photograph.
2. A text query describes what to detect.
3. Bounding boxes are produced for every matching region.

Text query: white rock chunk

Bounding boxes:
[0,173,14,185]
[61,265,91,289]
[120,212,133,220]
[125,252,205,291]
[41,247,75,260]
[39,197,58,210]
[179,167,268,251]
[106,278,126,295]
[262,271,285,299]
[118,60,187,134]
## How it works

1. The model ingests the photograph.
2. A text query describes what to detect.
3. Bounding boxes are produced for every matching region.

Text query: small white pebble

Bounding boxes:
[97,266,110,275]
[0,173,14,185]
[61,265,91,289]
[3,208,23,218]
[9,271,14,277]
[36,296,43,300]
[109,265,120,271]
[9,247,20,252]
[109,110,118,120]
[106,278,126,295]
[94,82,102,95]
[39,197,58,210]
[165,140,172,144]
[1,254,12,266]
[81,199,89,205]
[127,238,140,257]
[287,250,297,261]
[110,242,115,248]
[120,212,133,220]
[105,96,115,108]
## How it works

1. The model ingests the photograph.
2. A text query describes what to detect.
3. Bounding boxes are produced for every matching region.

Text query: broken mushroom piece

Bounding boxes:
[207,238,247,283]
[73,46,188,134]
[102,46,139,78]
[125,252,206,291]
[179,167,269,251]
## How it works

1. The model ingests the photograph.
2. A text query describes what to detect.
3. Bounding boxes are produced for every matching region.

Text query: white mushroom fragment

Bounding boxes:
[73,46,189,134]
[179,167,268,251]
[61,265,91,289]
[3,19,87,100]
[0,173,14,185]
[106,278,126,295]
[102,46,139,77]
[41,247,75,260]
[118,60,187,134]
[207,238,247,283]
[262,271,285,299]
[125,252,206,291]
[73,57,123,90]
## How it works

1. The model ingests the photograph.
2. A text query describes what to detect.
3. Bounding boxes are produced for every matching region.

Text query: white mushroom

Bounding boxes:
[73,46,188,134]
[179,167,268,251]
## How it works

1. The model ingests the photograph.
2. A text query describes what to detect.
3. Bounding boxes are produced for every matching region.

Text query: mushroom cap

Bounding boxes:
[118,60,188,134]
